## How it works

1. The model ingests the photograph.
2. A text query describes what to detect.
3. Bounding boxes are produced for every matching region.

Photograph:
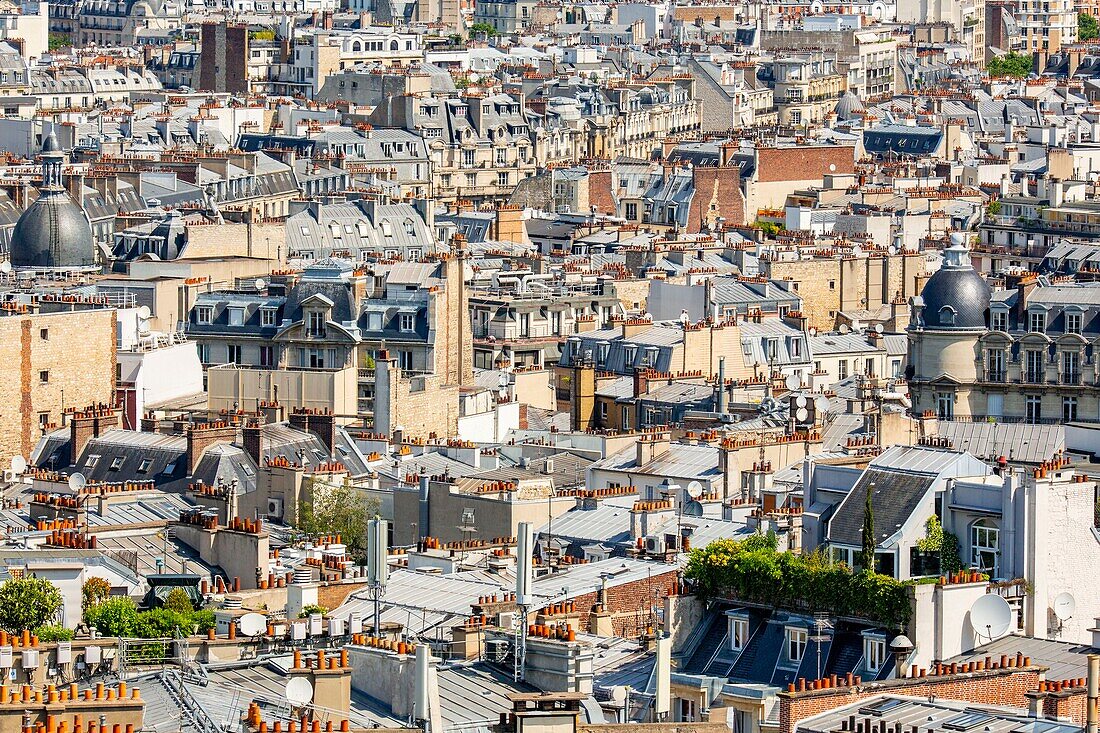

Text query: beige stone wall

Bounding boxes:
[389,374,461,440]
[180,222,285,261]
[0,309,115,467]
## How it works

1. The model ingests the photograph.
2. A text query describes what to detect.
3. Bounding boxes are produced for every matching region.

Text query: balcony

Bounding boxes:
[1062,373,1082,385]
[984,370,1006,383]
[1023,371,1045,384]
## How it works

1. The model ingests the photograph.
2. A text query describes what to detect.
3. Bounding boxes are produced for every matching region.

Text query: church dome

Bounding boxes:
[917,236,990,330]
[9,130,96,270]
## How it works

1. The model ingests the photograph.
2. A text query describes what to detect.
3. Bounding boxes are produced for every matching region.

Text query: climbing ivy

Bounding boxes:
[915,516,963,575]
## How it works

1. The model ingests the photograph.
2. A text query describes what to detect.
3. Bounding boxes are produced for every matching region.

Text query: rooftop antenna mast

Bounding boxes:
[366,518,389,636]
[514,522,533,681]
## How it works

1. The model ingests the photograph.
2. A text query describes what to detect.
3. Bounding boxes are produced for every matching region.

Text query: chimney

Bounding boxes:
[289,408,337,456]
[661,137,678,160]
[1088,654,1099,733]
[636,432,670,467]
[633,368,649,398]
[719,141,736,166]
[69,405,120,461]
[187,422,238,475]
[716,357,726,413]
[242,420,263,466]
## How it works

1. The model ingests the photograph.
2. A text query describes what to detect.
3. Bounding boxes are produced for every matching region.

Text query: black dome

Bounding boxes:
[10,192,95,269]
[918,243,991,329]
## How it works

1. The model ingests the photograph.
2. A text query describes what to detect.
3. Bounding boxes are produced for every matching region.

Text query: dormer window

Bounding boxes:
[400,313,416,332]
[991,310,1008,331]
[939,306,956,326]
[195,306,213,324]
[862,633,887,674]
[728,614,749,652]
[1066,311,1083,335]
[228,307,244,326]
[260,308,277,327]
[1029,311,1046,333]
[786,627,807,663]
[307,311,326,337]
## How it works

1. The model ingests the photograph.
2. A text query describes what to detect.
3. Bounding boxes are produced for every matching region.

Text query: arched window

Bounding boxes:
[971,519,999,576]
[939,305,956,326]
[351,40,362,52]
[389,39,399,51]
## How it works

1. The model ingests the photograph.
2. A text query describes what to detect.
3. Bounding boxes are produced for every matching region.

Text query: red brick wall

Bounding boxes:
[779,668,1042,733]
[588,170,616,216]
[1041,690,1087,724]
[688,166,745,231]
[755,146,855,184]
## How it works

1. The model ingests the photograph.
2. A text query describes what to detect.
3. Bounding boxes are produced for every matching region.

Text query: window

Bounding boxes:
[307,311,326,337]
[109,456,124,471]
[137,458,152,473]
[39,328,48,340]
[936,391,954,420]
[227,344,242,364]
[786,627,807,662]
[728,616,749,651]
[1066,311,1082,335]
[1062,351,1080,383]
[838,359,848,380]
[1025,395,1042,424]
[790,338,802,358]
[1029,310,1046,333]
[461,149,475,168]
[398,350,413,371]
[400,313,416,332]
[228,307,244,326]
[970,519,999,576]
[38,412,50,430]
[765,339,778,361]
[621,405,630,430]
[39,370,49,384]
[196,306,213,324]
[939,306,956,326]
[863,635,886,673]
[625,202,638,220]
[986,349,1005,381]
[1063,396,1078,422]
[497,172,509,187]
[86,455,100,468]
[1025,350,1044,383]
[259,345,274,367]
[260,308,277,327]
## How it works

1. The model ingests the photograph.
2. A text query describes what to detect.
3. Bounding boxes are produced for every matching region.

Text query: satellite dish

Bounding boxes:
[969,594,1012,640]
[1053,592,1076,622]
[136,305,151,321]
[795,394,808,408]
[0,261,11,273]
[10,456,26,474]
[68,472,86,491]
[815,396,831,413]
[254,278,266,291]
[284,677,313,707]
[683,501,704,517]
[784,373,801,391]
[888,245,898,255]
[686,481,703,498]
[839,324,850,334]
[809,327,818,336]
[796,407,809,422]
[609,686,628,704]
[874,324,884,334]
[239,612,267,636]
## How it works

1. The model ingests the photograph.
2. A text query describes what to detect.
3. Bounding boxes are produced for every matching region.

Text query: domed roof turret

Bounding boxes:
[9,128,96,271]
[916,234,990,330]
[834,91,865,120]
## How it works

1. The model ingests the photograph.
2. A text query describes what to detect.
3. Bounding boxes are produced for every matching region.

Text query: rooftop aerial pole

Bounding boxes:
[514,521,533,681]
[367,518,389,636]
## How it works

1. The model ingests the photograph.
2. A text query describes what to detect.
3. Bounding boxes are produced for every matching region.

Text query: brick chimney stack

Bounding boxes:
[70,405,120,461]
[186,422,238,474]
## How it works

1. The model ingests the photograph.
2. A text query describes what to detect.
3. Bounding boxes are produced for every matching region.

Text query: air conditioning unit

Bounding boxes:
[644,536,662,554]
[22,650,38,669]
[267,498,284,519]
[84,646,101,665]
[485,639,509,660]
[497,611,517,629]
[56,642,71,664]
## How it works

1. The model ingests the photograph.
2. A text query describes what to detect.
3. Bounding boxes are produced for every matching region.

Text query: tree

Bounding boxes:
[163,588,194,614]
[468,22,499,39]
[47,33,70,51]
[0,577,63,633]
[297,480,377,559]
[82,577,111,616]
[988,52,1033,79]
[299,604,328,618]
[1080,13,1099,41]
[84,597,139,636]
[858,483,876,573]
